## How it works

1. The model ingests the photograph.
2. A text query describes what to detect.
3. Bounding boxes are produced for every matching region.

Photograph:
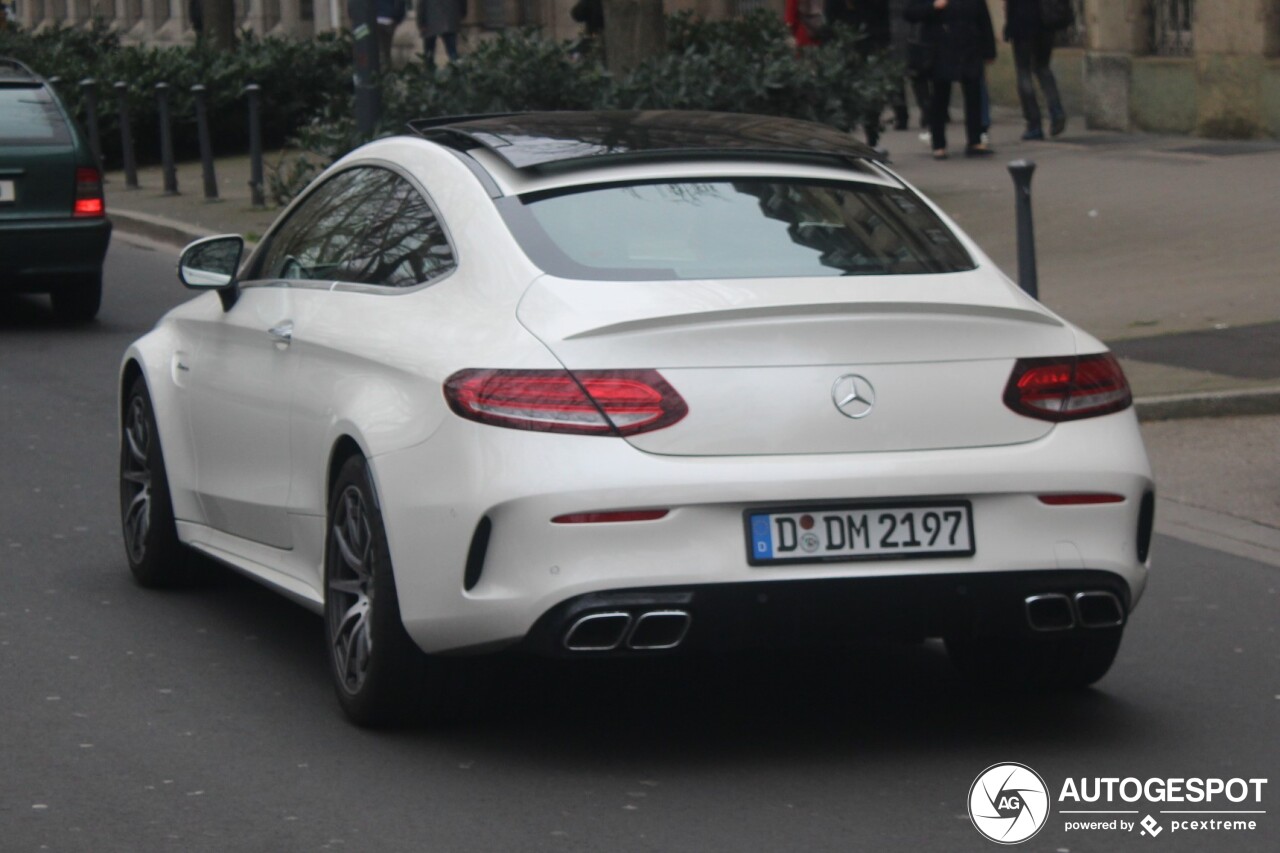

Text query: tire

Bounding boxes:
[51,272,102,323]
[120,377,194,586]
[325,454,452,727]
[945,629,1123,691]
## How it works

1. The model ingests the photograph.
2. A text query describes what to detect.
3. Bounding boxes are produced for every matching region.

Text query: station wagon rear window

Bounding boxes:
[0,88,72,145]
[502,179,975,281]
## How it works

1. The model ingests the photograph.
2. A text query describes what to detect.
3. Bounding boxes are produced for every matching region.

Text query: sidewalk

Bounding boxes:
[103,111,1280,421]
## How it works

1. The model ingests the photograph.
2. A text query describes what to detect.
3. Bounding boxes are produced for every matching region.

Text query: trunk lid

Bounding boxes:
[516,272,1075,456]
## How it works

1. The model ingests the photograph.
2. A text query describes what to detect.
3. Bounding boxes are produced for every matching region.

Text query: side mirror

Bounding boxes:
[178,235,244,310]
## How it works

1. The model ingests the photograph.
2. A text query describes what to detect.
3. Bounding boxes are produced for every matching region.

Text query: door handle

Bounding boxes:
[268,321,293,344]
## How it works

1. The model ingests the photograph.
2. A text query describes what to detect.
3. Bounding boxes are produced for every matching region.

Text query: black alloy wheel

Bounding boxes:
[120,376,190,586]
[324,454,437,727]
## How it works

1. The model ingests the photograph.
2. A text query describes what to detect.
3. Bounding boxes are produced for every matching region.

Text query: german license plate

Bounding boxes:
[0,180,14,203]
[746,502,974,565]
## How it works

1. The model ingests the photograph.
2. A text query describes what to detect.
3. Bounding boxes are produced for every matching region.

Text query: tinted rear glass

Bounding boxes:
[503,179,975,281]
[0,88,72,145]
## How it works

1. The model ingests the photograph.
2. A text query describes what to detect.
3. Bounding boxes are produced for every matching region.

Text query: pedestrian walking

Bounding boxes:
[419,0,466,65]
[784,0,826,50]
[825,0,892,148]
[904,0,996,160]
[1005,0,1068,139]
[348,0,406,71]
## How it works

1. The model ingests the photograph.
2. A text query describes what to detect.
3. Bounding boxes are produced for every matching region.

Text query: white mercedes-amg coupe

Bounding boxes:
[119,112,1154,725]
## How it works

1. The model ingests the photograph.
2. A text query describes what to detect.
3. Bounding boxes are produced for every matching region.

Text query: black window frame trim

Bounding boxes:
[241,157,460,295]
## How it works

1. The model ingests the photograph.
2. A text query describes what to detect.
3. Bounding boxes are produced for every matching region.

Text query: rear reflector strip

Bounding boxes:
[1038,493,1125,506]
[552,510,670,524]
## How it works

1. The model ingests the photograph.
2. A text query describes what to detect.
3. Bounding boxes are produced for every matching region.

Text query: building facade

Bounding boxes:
[10,0,1280,138]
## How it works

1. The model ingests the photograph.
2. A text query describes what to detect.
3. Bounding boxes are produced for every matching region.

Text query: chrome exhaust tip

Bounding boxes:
[627,610,692,650]
[1025,593,1076,632]
[1074,591,1125,628]
[564,612,632,651]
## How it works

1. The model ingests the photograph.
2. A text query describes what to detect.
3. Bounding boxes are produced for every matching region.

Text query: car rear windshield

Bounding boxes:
[0,87,72,145]
[502,178,975,281]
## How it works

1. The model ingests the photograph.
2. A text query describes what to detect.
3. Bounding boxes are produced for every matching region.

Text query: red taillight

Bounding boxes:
[443,369,688,436]
[1004,353,1132,421]
[552,510,670,524]
[73,167,105,218]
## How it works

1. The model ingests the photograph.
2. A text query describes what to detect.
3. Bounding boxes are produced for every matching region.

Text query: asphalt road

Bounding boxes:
[0,238,1276,853]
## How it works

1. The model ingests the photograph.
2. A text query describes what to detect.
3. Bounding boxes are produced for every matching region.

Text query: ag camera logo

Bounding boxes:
[969,763,1051,844]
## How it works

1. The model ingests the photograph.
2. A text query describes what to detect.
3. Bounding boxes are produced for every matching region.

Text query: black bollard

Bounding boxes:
[1008,160,1038,300]
[156,83,178,195]
[245,84,265,208]
[80,78,102,171]
[191,84,219,201]
[114,83,139,189]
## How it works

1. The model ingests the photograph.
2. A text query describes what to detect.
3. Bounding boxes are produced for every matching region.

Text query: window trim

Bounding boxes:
[241,158,460,294]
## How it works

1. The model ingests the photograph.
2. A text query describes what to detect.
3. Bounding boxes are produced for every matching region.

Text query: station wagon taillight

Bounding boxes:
[73,167,105,218]
[1004,353,1132,421]
[444,369,688,436]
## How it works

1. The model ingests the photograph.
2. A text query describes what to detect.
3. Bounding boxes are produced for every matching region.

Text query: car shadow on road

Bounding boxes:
[172,566,1158,766]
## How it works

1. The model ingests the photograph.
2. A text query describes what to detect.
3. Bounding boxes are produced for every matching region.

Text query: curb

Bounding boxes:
[1135,386,1280,422]
[110,208,213,248]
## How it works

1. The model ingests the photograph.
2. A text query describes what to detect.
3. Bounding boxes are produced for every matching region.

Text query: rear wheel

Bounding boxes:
[945,630,1123,691]
[325,454,460,726]
[120,377,193,586]
[51,272,102,323]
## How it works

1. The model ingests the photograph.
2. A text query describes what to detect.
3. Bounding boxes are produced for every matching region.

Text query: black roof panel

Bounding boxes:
[409,111,884,171]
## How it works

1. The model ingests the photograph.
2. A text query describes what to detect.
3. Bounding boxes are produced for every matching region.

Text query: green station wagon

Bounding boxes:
[1,58,111,321]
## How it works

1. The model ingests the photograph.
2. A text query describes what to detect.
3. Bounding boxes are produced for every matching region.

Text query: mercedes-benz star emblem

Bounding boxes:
[831,374,876,419]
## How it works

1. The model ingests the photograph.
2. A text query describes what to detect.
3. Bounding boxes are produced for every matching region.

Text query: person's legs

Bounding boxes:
[891,76,909,130]
[1033,31,1066,134]
[442,31,459,62]
[376,22,395,72]
[423,34,438,65]
[910,74,933,129]
[979,67,991,134]
[960,75,985,149]
[930,77,952,154]
[1013,37,1043,136]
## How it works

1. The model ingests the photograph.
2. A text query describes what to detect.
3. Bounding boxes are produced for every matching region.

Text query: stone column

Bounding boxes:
[1193,0,1274,136]
[1082,0,1152,130]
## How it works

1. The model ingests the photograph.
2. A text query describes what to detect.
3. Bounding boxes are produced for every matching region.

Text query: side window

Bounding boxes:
[255,166,456,288]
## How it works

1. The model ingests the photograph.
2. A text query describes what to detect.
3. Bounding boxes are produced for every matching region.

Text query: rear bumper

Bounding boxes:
[0,217,112,285]
[372,410,1153,655]
[518,569,1130,658]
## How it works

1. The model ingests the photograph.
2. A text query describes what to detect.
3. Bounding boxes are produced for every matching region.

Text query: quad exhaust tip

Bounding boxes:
[1025,591,1125,632]
[563,609,692,652]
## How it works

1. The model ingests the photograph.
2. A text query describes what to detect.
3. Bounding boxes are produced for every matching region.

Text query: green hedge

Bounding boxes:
[3,13,901,201]
[0,21,352,166]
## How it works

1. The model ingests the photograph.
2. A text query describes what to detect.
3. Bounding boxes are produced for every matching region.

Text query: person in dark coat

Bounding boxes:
[419,0,466,64]
[826,0,893,148]
[1005,0,1066,138]
[904,0,996,159]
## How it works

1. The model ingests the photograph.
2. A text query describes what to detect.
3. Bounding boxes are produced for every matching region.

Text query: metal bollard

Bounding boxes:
[1008,160,1038,300]
[80,78,102,171]
[114,83,139,189]
[245,84,265,208]
[156,83,179,195]
[191,84,219,201]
